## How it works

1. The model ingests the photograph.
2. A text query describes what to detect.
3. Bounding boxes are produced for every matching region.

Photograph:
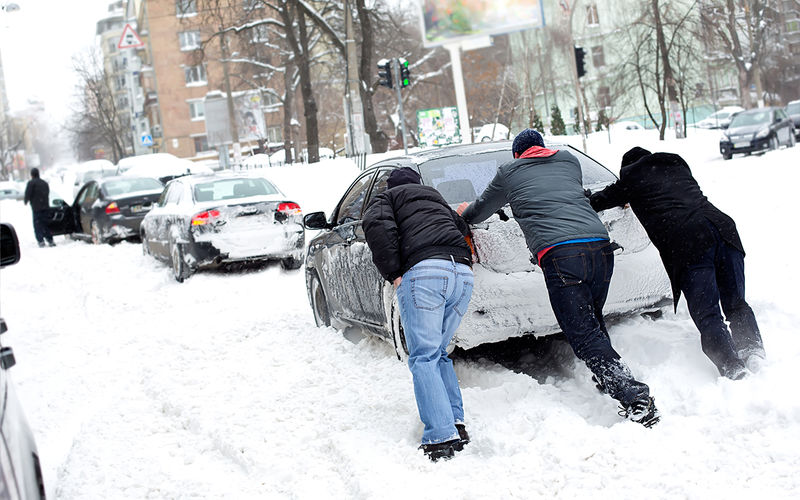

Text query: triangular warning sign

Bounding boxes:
[118,24,145,49]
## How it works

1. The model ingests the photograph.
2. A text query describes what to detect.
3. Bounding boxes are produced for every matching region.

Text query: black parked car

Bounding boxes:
[46,176,165,244]
[0,223,47,499]
[786,99,800,140]
[140,173,305,282]
[720,107,796,160]
[303,141,671,359]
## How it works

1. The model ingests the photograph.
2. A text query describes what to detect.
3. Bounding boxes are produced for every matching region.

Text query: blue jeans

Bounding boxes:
[32,210,54,245]
[680,222,763,374]
[540,240,649,407]
[396,258,473,445]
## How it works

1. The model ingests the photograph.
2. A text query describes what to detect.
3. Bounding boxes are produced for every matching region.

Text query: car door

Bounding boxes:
[151,182,184,257]
[316,171,376,323]
[76,181,100,234]
[774,108,791,144]
[44,193,76,236]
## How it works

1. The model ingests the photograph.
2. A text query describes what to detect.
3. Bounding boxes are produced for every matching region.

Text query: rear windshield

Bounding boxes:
[787,102,800,114]
[418,146,616,205]
[193,177,278,202]
[103,178,163,196]
[730,110,771,127]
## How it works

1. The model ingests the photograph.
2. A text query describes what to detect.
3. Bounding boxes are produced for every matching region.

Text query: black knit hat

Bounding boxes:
[512,129,545,155]
[621,147,651,167]
[387,167,422,189]
[30,168,40,178]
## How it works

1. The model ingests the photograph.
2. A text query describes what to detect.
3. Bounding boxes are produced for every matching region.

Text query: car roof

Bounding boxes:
[167,171,275,186]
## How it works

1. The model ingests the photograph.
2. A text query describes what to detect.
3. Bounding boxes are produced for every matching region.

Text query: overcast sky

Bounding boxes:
[1,0,112,123]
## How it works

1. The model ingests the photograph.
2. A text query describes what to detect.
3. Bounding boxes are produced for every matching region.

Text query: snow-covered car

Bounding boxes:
[786,99,800,140]
[694,106,744,129]
[0,182,24,200]
[302,141,672,358]
[719,107,796,160]
[473,123,510,142]
[140,173,305,282]
[120,153,214,183]
[72,159,118,198]
[47,176,165,244]
[0,223,47,500]
[611,121,645,131]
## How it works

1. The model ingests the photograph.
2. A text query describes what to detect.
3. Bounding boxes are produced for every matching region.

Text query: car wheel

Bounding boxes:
[309,272,331,327]
[170,241,190,283]
[391,293,409,362]
[90,221,104,245]
[789,132,796,148]
[723,153,732,160]
[770,136,779,151]
[280,256,303,270]
[141,232,151,256]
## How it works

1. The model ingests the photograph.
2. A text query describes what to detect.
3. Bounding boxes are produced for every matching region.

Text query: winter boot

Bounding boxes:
[452,424,470,451]
[738,347,766,373]
[619,396,661,428]
[720,359,747,380]
[419,439,459,462]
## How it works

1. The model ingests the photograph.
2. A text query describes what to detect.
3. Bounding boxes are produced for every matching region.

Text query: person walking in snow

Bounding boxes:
[457,129,659,428]
[363,167,474,461]
[23,167,56,247]
[589,147,764,379]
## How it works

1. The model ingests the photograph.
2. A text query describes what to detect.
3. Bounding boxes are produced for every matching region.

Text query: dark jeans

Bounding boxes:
[540,240,649,407]
[680,222,763,374]
[32,210,54,245]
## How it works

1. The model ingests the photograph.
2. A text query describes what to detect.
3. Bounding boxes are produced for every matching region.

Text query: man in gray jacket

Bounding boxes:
[457,129,659,427]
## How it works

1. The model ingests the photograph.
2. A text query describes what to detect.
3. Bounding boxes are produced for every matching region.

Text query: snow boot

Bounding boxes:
[619,396,661,428]
[452,424,470,451]
[738,347,766,373]
[420,439,459,462]
[720,359,747,380]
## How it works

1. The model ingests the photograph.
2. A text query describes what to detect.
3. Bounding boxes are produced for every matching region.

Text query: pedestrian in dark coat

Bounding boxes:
[362,167,473,462]
[457,129,659,428]
[589,147,764,379]
[23,168,55,247]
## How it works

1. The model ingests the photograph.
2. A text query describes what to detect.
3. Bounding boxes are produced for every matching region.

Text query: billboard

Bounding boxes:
[205,90,266,147]
[421,0,545,47]
[417,107,461,147]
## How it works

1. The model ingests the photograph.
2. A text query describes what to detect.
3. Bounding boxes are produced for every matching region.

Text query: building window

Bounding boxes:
[586,4,600,26]
[249,24,269,43]
[266,126,282,144]
[115,76,126,91]
[193,136,209,153]
[108,39,117,53]
[184,65,207,85]
[591,45,605,68]
[598,86,610,108]
[787,19,799,33]
[179,31,201,51]
[188,100,205,120]
[118,96,129,109]
[175,0,197,16]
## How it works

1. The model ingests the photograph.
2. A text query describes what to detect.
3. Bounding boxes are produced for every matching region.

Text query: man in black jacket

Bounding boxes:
[590,147,764,379]
[362,167,473,462]
[23,168,55,247]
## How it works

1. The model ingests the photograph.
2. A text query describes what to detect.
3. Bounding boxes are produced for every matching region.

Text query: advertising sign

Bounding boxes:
[417,107,461,147]
[205,90,266,147]
[420,0,545,47]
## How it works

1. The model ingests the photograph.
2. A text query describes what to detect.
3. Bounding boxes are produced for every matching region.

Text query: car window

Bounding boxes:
[157,184,172,207]
[336,172,374,225]
[775,109,787,120]
[193,178,277,202]
[787,102,800,114]
[364,169,392,208]
[82,182,100,203]
[730,110,770,127]
[166,182,183,205]
[102,178,163,197]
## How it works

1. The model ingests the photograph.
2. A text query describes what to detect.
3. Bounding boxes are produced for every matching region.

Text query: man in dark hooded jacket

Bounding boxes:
[362,167,473,462]
[23,168,55,247]
[589,147,764,379]
[457,129,659,428]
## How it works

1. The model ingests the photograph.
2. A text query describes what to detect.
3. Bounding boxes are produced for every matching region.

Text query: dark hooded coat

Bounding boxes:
[362,168,471,282]
[589,150,743,309]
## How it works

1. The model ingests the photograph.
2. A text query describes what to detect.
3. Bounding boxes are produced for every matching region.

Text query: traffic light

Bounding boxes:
[574,46,586,78]
[377,58,393,89]
[398,58,410,87]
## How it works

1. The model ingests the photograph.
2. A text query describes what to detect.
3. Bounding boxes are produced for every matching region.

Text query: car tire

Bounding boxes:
[309,272,331,327]
[170,240,190,283]
[789,132,796,148]
[391,293,409,362]
[770,136,779,151]
[90,221,104,245]
[280,256,303,270]
[141,232,152,256]
[723,153,732,160]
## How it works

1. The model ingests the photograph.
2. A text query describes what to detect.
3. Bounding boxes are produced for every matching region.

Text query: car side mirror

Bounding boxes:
[0,223,21,268]
[303,211,330,230]
[52,198,68,207]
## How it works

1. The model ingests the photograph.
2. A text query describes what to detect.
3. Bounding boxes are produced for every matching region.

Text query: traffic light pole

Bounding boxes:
[393,58,408,154]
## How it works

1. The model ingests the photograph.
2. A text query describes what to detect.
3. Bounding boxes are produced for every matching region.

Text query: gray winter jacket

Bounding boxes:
[461,149,608,257]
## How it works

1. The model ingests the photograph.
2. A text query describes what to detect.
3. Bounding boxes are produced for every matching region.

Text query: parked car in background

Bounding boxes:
[611,121,645,131]
[302,141,671,359]
[0,223,47,500]
[140,173,305,282]
[719,107,796,160]
[786,99,800,140]
[0,181,24,200]
[46,176,165,244]
[694,106,744,129]
[72,159,117,198]
[473,123,510,142]
[119,153,214,183]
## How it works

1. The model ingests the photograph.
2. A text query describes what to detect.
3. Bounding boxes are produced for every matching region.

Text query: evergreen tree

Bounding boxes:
[531,112,544,134]
[550,105,566,136]
[572,107,581,134]
[596,108,609,132]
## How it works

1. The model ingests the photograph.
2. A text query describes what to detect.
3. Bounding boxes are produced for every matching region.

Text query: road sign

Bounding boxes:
[140,134,153,147]
[118,24,145,49]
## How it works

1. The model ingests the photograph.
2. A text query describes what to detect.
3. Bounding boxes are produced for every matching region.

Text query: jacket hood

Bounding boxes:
[621,147,651,167]
[519,146,558,158]
[387,167,422,189]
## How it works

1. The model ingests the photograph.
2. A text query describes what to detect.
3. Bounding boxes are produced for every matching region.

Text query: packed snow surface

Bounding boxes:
[1,129,799,498]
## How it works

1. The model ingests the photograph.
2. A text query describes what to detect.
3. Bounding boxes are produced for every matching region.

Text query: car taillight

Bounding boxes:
[192,209,221,225]
[105,202,120,214]
[277,202,301,215]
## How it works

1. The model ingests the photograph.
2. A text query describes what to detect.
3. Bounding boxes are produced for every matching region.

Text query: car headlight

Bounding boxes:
[755,126,770,139]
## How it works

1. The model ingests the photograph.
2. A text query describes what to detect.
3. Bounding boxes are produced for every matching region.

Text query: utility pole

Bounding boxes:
[219,31,241,166]
[393,58,408,154]
[567,1,587,152]
[343,0,367,156]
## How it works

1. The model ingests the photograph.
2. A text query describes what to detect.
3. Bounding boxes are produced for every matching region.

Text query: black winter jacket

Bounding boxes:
[24,177,50,211]
[362,184,471,282]
[589,152,743,309]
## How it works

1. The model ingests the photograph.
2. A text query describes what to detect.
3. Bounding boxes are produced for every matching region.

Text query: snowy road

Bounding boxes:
[2,130,800,499]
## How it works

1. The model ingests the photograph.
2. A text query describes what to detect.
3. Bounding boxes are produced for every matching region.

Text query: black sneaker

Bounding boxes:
[619,396,660,428]
[47,240,56,247]
[452,424,470,451]
[720,360,747,380]
[419,439,459,462]
[37,241,46,248]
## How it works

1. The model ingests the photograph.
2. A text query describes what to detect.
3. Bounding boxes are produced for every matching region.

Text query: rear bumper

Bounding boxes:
[187,223,305,268]
[102,215,146,241]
